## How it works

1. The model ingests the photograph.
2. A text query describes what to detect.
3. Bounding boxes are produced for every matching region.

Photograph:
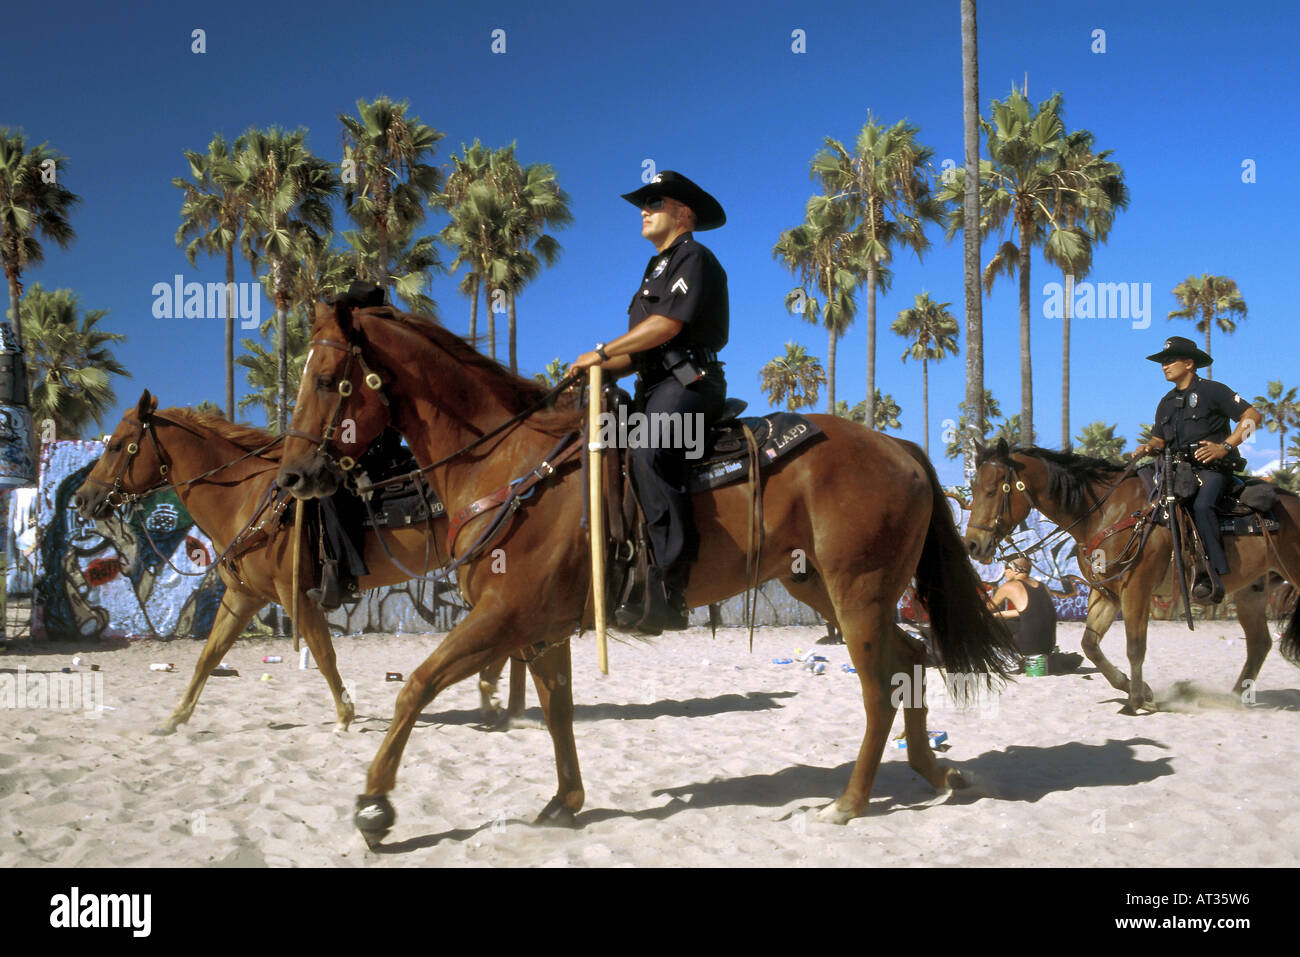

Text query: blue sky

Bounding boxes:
[5,0,1297,484]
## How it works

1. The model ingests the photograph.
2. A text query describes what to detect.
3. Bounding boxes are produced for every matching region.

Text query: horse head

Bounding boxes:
[964,440,1033,563]
[73,389,169,520]
[278,299,394,500]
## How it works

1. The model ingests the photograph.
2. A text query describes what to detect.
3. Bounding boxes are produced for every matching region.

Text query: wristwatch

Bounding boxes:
[594,342,610,361]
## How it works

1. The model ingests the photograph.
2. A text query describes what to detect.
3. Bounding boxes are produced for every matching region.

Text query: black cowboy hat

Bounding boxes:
[621,170,726,230]
[1145,335,1212,368]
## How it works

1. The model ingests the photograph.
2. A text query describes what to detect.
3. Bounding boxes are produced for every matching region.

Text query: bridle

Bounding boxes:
[967,460,1038,541]
[84,409,284,508]
[282,337,388,476]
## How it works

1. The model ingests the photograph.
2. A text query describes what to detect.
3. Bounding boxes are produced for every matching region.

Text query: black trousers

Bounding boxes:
[628,374,725,577]
[1190,468,1230,576]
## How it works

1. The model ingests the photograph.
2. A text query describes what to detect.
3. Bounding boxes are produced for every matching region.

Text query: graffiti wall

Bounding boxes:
[10,446,1092,640]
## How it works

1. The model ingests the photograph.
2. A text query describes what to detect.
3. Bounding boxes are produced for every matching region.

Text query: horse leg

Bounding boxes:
[1119,586,1155,715]
[817,596,898,824]
[891,625,967,792]
[526,639,584,826]
[292,599,355,731]
[1232,579,1272,699]
[506,657,528,719]
[155,587,263,735]
[353,607,518,843]
[478,657,507,723]
[1079,587,1129,692]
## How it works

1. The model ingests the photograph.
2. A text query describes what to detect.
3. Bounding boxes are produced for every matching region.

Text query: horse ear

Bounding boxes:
[136,389,156,419]
[972,437,987,458]
[995,437,1010,460]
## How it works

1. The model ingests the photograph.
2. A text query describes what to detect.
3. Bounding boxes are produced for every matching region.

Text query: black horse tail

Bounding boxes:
[1281,586,1300,667]
[898,438,1017,685]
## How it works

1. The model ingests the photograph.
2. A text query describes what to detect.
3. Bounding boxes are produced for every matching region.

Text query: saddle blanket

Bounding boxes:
[687,412,822,493]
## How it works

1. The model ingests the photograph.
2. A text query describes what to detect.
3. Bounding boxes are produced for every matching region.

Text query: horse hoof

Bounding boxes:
[151,724,178,737]
[815,802,856,825]
[354,794,395,845]
[944,769,969,790]
[535,797,578,828]
[1118,703,1140,716]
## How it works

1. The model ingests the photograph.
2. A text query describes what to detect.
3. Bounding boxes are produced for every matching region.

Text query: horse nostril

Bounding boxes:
[281,470,299,489]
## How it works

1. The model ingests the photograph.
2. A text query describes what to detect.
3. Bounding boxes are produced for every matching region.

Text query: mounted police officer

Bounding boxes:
[570,171,729,634]
[1132,336,1262,604]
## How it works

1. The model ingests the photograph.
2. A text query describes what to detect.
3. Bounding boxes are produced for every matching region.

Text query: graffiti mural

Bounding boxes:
[30,441,225,640]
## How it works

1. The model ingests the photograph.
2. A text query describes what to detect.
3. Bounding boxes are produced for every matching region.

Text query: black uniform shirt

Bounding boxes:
[1153,375,1251,455]
[627,234,728,383]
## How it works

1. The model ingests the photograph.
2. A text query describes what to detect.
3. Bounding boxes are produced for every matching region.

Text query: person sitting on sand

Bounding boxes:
[989,556,1082,674]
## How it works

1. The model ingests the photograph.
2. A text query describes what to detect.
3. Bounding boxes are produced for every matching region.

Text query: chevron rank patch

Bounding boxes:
[671,277,689,294]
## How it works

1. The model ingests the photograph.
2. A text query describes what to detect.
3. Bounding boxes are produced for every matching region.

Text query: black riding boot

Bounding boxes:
[308,558,343,611]
[615,565,688,635]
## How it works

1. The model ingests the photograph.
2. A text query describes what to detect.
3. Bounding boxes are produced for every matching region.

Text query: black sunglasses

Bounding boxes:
[642,197,667,211]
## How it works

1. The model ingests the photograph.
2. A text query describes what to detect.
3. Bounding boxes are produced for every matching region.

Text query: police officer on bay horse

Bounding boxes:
[1131,335,1263,604]
[570,171,729,634]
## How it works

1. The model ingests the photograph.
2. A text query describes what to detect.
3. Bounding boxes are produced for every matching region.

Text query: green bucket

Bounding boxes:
[1024,654,1049,677]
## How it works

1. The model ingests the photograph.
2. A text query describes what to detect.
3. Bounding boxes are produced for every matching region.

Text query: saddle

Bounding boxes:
[595,386,823,629]
[1138,464,1281,536]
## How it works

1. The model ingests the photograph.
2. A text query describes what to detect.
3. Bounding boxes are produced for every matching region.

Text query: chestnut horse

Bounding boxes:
[964,441,1300,714]
[73,390,523,733]
[277,301,1013,843]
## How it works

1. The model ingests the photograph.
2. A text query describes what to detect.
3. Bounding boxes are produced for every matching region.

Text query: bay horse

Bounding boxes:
[72,390,524,733]
[276,300,1014,843]
[964,440,1300,714]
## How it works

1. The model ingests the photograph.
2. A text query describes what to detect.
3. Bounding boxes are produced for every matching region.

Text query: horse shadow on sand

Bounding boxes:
[408,690,797,729]
[370,736,1175,853]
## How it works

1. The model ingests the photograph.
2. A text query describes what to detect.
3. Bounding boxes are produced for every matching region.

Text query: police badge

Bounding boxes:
[1189,393,1198,409]
[651,257,668,278]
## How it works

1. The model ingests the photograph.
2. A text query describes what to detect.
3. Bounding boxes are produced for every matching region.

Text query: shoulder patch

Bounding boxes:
[671,277,689,295]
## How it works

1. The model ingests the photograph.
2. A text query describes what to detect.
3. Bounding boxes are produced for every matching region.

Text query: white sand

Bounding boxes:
[2,620,1297,867]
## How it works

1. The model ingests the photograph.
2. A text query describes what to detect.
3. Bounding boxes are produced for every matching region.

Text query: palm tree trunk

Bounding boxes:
[469,276,479,342]
[487,285,497,361]
[507,289,517,373]
[225,246,236,419]
[922,354,930,459]
[961,0,984,477]
[1203,306,1213,381]
[826,326,837,414]
[274,265,288,434]
[1062,271,1071,450]
[865,259,877,429]
[6,272,23,355]
[1018,227,1033,445]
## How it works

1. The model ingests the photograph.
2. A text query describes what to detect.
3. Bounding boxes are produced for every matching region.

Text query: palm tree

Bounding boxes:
[1254,381,1300,467]
[486,147,571,372]
[891,292,959,458]
[759,342,825,411]
[812,116,943,428]
[230,128,338,433]
[341,221,439,313]
[533,357,570,387]
[941,86,1086,445]
[1268,463,1299,493]
[438,141,496,341]
[773,195,869,412]
[174,133,246,418]
[18,284,129,439]
[1044,129,1128,449]
[1167,274,1247,379]
[961,0,984,477]
[945,389,1003,461]
[833,390,901,430]
[0,128,80,356]
[1074,421,1125,461]
[441,180,515,358]
[235,309,311,428]
[338,97,443,297]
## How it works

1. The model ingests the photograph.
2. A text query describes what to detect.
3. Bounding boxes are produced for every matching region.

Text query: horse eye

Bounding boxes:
[316,376,332,391]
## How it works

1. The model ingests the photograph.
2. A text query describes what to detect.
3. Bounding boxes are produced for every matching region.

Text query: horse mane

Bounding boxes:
[979,445,1125,513]
[351,305,583,436]
[159,407,282,459]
